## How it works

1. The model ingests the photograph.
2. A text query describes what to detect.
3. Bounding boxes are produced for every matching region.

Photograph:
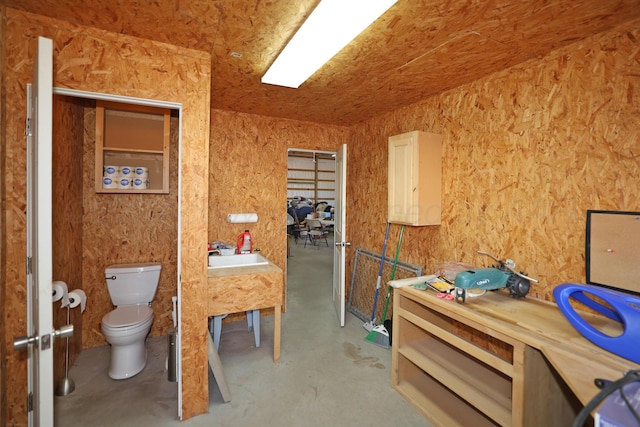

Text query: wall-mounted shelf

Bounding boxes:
[95,101,170,194]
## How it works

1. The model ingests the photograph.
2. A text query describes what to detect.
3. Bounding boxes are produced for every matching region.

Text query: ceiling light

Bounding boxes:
[262,0,398,88]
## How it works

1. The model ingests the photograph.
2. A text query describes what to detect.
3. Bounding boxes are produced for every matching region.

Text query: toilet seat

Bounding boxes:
[102,305,153,328]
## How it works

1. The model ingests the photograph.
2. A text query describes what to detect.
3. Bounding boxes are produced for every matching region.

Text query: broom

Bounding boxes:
[363,222,391,332]
[365,224,404,349]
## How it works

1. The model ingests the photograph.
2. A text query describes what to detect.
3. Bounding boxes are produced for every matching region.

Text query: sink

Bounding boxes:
[208,253,269,269]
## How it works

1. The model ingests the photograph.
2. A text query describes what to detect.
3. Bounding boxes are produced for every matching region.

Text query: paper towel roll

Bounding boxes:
[52,281,70,307]
[68,289,87,313]
[227,213,258,223]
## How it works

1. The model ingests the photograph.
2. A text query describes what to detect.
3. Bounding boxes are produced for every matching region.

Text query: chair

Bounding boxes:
[289,207,308,244]
[304,219,329,248]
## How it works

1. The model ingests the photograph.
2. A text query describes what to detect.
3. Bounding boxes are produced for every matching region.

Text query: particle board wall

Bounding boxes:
[0,4,7,427]
[3,9,211,423]
[81,109,179,349]
[52,95,86,393]
[208,110,350,317]
[347,18,640,305]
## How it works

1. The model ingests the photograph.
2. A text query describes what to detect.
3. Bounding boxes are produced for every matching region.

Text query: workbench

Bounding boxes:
[204,261,283,402]
[207,262,283,363]
[391,286,639,426]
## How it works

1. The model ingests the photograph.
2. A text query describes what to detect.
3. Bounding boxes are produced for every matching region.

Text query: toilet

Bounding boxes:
[101,262,162,379]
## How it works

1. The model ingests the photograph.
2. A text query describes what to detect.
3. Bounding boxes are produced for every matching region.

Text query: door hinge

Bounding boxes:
[27,392,33,412]
[26,118,32,137]
[26,256,32,275]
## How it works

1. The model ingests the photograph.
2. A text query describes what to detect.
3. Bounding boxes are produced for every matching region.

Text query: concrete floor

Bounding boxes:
[55,237,431,426]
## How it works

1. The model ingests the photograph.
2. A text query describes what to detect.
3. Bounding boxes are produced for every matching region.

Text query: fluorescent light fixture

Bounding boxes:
[262,0,398,88]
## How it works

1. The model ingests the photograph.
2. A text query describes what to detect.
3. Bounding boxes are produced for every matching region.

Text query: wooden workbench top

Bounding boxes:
[397,286,640,406]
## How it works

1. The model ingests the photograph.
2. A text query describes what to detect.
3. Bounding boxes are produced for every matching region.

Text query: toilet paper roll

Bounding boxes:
[117,177,132,189]
[52,281,70,307]
[132,177,149,190]
[134,167,149,177]
[119,166,134,177]
[68,289,87,313]
[103,165,119,178]
[227,213,259,223]
[102,176,118,189]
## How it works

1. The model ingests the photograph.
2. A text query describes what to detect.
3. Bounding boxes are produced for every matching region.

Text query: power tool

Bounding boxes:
[454,251,539,303]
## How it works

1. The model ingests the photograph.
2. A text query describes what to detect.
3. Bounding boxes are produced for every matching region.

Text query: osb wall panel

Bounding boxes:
[52,95,85,392]
[4,9,211,422]
[81,110,179,349]
[207,269,283,314]
[348,18,640,308]
[208,109,350,318]
[0,4,7,427]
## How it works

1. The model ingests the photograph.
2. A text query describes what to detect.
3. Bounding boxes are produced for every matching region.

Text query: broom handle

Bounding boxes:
[381,224,404,323]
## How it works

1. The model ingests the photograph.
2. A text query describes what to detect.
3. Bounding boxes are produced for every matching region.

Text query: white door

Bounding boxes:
[332,144,349,326]
[15,36,56,427]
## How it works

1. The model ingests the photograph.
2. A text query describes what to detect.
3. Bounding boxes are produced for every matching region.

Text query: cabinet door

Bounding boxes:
[388,131,441,226]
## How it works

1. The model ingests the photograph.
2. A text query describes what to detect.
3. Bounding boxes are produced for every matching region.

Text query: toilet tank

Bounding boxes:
[105,262,162,306]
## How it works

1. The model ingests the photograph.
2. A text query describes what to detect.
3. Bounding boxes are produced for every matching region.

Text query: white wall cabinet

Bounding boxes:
[388,131,442,225]
[95,101,170,194]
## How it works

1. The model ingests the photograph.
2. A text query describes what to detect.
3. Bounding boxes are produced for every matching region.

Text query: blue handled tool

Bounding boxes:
[554,283,640,364]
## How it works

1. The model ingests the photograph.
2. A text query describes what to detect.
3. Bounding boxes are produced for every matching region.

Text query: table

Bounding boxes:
[391,285,639,426]
[207,261,283,362]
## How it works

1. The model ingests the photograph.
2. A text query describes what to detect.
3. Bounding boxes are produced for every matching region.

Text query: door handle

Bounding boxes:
[334,242,351,247]
[54,324,74,339]
[13,335,38,351]
[14,324,74,351]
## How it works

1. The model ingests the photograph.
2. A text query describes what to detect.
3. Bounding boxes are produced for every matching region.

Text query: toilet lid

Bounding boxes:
[102,305,153,328]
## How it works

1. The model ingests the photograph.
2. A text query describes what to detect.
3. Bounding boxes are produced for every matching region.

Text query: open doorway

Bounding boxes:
[286,148,336,303]
[286,144,348,327]
[50,89,183,422]
[286,148,336,249]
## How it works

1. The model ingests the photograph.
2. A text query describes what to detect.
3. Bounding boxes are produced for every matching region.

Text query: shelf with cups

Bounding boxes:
[95,100,170,194]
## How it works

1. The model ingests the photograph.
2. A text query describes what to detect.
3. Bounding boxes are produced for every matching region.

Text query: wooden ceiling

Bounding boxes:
[8,0,640,125]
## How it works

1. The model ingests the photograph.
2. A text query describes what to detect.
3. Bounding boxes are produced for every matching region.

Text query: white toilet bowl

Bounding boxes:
[101,305,154,379]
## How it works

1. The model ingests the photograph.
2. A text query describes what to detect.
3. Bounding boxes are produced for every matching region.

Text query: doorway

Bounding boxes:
[286,148,336,308]
[50,89,183,420]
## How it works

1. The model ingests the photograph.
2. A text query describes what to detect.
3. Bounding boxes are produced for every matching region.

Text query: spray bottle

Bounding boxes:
[237,230,252,254]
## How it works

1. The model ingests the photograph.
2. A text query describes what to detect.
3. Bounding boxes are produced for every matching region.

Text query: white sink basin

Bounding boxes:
[208,253,269,269]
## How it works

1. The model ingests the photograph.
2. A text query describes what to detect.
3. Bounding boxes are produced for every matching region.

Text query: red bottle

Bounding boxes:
[237,230,252,254]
